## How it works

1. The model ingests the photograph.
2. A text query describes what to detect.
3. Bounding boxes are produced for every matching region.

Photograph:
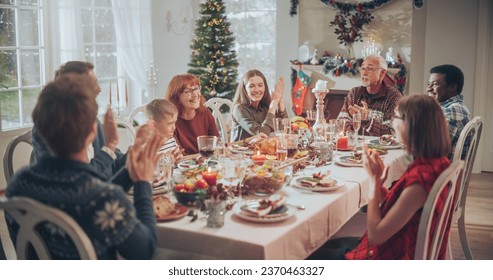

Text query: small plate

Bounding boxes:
[240,202,288,218]
[335,156,363,167]
[156,204,189,222]
[177,160,199,170]
[229,145,254,155]
[368,139,403,149]
[233,203,295,223]
[293,177,346,192]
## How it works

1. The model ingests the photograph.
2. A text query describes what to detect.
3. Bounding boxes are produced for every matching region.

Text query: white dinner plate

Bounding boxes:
[233,202,295,223]
[368,139,403,149]
[293,177,346,192]
[335,156,363,167]
[177,160,200,170]
[228,145,254,155]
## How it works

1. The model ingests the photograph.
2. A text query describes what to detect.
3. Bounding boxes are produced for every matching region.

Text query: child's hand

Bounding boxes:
[170,146,184,164]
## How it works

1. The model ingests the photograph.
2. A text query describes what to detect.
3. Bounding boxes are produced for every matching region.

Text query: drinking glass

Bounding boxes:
[353,112,362,135]
[324,119,336,142]
[335,119,347,152]
[305,110,316,128]
[276,135,288,162]
[197,136,218,165]
[220,154,247,202]
[154,155,173,191]
[274,118,291,136]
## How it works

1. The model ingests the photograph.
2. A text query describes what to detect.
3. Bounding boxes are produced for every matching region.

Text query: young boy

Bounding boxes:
[145,99,183,163]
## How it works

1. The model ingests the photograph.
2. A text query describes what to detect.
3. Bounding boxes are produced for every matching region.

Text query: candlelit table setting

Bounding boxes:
[150,133,410,259]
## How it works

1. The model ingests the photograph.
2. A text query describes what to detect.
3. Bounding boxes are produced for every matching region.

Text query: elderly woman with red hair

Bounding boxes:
[165,74,219,155]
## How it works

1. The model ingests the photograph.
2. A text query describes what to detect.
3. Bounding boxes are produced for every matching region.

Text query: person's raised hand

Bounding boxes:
[103,107,118,151]
[127,132,164,183]
[354,101,370,120]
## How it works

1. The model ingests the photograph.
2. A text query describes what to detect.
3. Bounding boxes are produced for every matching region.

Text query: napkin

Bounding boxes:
[245,194,286,217]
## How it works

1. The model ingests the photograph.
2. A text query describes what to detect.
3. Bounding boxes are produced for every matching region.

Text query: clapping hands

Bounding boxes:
[127,124,164,183]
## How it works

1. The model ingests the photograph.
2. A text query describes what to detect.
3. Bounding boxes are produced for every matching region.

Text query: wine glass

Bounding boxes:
[352,112,362,146]
[220,154,247,202]
[276,135,288,162]
[197,136,218,166]
[306,110,316,128]
[353,112,361,135]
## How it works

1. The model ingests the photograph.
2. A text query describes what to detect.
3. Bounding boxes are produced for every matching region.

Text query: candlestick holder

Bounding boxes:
[147,61,159,99]
[311,86,329,141]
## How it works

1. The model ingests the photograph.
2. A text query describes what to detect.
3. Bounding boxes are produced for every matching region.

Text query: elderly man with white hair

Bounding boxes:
[337,55,402,136]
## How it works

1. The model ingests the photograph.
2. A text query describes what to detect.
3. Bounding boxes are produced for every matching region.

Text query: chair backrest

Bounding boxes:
[452,116,482,214]
[0,196,97,260]
[415,160,464,260]
[128,103,148,127]
[204,98,234,144]
[3,130,35,183]
[114,117,136,152]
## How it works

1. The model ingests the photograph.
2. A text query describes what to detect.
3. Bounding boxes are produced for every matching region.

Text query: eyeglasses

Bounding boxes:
[182,86,201,96]
[393,114,403,120]
[360,67,382,72]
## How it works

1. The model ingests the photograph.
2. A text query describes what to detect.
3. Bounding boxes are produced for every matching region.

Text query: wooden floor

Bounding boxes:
[1,172,492,260]
[448,172,493,260]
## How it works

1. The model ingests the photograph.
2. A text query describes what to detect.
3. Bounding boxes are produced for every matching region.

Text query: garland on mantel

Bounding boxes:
[290,0,424,16]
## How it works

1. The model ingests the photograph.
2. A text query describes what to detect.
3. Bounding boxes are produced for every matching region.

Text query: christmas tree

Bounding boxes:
[188,0,239,101]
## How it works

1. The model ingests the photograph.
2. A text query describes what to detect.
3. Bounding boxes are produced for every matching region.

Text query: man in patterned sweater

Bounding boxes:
[6,74,163,259]
[337,55,402,136]
[427,64,471,159]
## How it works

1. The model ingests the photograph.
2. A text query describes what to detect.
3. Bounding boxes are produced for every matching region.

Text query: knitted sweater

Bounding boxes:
[5,157,157,260]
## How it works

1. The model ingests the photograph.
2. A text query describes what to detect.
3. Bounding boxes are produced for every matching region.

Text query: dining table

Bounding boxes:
[154,137,412,260]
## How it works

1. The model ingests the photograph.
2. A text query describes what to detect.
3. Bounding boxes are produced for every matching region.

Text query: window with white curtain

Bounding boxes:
[0,0,44,131]
[225,0,276,86]
[80,0,119,115]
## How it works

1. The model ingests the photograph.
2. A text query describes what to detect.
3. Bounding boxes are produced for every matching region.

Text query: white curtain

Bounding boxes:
[111,0,154,106]
[55,0,85,65]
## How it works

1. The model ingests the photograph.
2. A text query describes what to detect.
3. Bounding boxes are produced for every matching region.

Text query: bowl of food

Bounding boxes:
[242,160,292,195]
[172,176,209,206]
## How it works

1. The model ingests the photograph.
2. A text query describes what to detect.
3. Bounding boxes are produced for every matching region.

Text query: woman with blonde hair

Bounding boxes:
[231,69,288,141]
[166,74,219,155]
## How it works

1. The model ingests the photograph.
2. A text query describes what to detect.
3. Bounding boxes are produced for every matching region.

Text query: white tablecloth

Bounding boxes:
[155,142,410,259]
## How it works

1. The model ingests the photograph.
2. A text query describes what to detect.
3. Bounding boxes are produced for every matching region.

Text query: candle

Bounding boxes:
[202,167,217,186]
[125,81,128,106]
[252,151,266,166]
[337,136,349,150]
[109,81,112,105]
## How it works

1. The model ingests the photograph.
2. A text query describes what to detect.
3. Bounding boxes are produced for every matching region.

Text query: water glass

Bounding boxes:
[347,130,358,147]
[324,120,336,142]
[274,118,291,136]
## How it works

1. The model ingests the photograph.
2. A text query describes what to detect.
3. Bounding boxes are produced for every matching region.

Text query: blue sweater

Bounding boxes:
[5,157,157,260]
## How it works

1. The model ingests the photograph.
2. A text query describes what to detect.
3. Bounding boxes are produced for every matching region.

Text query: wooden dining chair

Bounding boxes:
[0,196,97,260]
[114,117,137,152]
[3,130,35,183]
[415,160,464,260]
[128,102,148,127]
[451,116,482,259]
[204,97,234,144]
